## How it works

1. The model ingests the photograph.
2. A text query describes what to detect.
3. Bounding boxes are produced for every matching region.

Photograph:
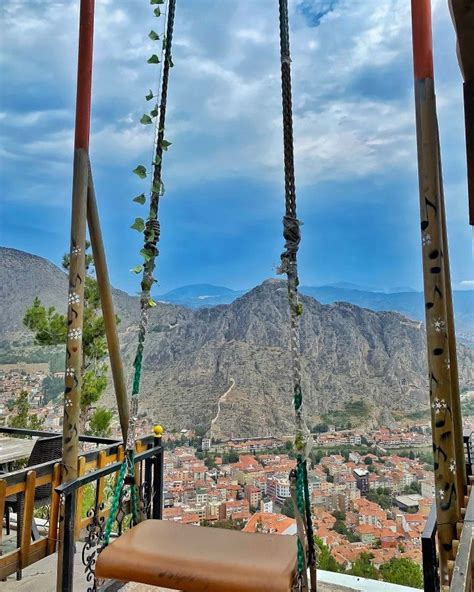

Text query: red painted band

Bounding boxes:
[74,0,95,150]
[411,0,434,80]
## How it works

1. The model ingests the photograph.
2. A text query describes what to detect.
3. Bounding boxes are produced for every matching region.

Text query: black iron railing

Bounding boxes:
[421,431,474,591]
[421,503,440,592]
[0,426,120,446]
[55,437,163,592]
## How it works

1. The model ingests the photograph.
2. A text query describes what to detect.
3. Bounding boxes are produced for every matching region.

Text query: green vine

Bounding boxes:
[130,0,172,287]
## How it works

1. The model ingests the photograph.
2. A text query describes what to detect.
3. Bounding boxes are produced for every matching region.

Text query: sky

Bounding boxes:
[0,0,472,295]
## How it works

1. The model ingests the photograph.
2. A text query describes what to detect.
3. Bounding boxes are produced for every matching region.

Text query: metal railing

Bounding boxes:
[55,436,163,592]
[0,426,120,445]
[421,504,440,592]
[0,427,160,584]
[421,431,474,591]
[450,480,474,592]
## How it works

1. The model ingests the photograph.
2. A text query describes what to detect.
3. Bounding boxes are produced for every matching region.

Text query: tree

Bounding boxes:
[223,450,239,464]
[379,557,423,589]
[41,375,64,404]
[23,245,116,436]
[332,510,346,521]
[281,498,295,518]
[86,407,113,438]
[313,423,329,434]
[350,553,378,580]
[364,457,373,465]
[9,390,45,432]
[314,537,341,573]
[402,481,421,495]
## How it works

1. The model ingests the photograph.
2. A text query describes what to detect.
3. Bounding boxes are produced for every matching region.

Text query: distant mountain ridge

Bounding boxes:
[1,247,473,438]
[159,282,473,345]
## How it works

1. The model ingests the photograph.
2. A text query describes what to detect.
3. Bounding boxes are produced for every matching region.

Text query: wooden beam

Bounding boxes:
[411,0,463,585]
[87,164,130,442]
[448,0,474,225]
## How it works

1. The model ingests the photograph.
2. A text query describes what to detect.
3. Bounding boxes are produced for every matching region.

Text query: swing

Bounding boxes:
[96,1,316,590]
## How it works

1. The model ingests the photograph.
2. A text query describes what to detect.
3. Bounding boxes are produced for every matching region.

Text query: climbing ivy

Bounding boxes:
[130,0,172,290]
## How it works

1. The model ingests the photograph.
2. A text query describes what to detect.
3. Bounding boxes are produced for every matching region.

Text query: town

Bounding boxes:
[5,363,471,585]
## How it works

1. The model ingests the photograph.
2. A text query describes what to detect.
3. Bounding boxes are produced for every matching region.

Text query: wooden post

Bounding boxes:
[439,178,467,500]
[410,0,463,585]
[57,2,94,590]
[47,463,62,555]
[448,0,474,225]
[87,166,130,442]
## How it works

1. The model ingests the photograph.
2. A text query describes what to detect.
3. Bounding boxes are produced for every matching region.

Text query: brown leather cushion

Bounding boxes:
[96,520,297,592]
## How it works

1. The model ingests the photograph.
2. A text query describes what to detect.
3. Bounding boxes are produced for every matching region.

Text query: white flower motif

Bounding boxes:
[449,460,456,474]
[444,358,451,370]
[68,328,82,340]
[64,398,73,408]
[422,234,432,247]
[431,399,447,414]
[438,489,445,500]
[68,292,80,305]
[66,367,74,377]
[71,246,81,256]
[433,318,445,333]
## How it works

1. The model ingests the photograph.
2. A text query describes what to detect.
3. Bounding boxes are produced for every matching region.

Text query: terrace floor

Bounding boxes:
[1,526,418,592]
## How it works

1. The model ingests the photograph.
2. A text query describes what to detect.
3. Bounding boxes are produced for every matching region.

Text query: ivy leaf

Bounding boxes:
[133,193,146,205]
[131,264,143,274]
[153,7,161,17]
[150,0,164,4]
[131,218,145,232]
[152,181,163,194]
[133,165,147,179]
[153,156,161,165]
[150,107,159,118]
[147,54,160,64]
[148,298,157,308]
[161,139,172,151]
[140,247,155,262]
[140,114,153,125]
[148,30,160,41]
[145,89,154,101]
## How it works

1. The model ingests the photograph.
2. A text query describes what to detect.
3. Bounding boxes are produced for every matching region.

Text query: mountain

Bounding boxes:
[158,284,246,308]
[157,280,474,346]
[300,286,474,346]
[1,247,473,438]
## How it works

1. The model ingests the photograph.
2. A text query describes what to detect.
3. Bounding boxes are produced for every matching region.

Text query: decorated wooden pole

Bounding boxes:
[87,165,130,441]
[57,1,94,590]
[410,0,463,585]
[61,0,94,485]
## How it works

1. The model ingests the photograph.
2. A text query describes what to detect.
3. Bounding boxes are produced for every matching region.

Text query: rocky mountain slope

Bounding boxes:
[1,247,473,437]
[159,282,474,345]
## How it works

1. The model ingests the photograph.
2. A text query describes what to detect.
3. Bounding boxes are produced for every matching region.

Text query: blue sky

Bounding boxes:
[0,0,472,294]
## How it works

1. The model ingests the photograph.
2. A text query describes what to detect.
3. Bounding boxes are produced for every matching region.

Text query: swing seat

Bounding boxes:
[96,519,298,592]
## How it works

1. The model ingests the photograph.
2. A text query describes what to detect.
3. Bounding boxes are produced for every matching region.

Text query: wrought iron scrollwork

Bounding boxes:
[82,502,105,592]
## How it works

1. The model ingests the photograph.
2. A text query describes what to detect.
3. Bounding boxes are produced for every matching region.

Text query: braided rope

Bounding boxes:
[277,0,316,587]
[104,0,177,546]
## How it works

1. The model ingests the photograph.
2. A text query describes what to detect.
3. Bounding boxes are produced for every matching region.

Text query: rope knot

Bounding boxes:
[145,219,160,246]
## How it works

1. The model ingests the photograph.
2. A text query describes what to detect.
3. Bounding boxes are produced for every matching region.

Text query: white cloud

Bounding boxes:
[0,0,466,199]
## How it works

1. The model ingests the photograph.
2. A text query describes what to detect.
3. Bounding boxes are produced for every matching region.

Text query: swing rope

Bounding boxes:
[103,0,177,546]
[277,0,317,589]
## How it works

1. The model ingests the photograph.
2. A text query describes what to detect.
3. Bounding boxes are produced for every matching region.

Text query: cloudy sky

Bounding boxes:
[0,0,472,294]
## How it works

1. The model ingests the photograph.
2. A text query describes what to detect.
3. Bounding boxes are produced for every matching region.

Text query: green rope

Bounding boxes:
[296,458,306,575]
[103,461,127,546]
